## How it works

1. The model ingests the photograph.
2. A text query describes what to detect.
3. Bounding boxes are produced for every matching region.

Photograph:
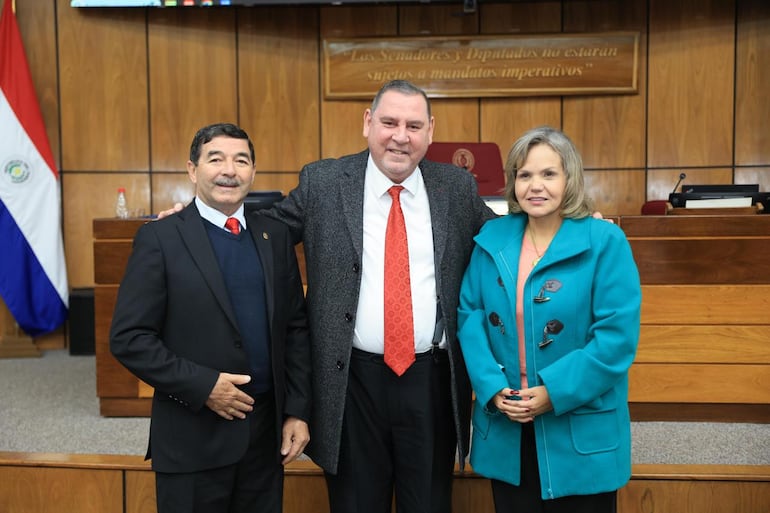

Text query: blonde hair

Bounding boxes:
[503,126,593,218]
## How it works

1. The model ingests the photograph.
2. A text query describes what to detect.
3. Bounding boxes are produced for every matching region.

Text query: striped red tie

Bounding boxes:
[383,186,415,376]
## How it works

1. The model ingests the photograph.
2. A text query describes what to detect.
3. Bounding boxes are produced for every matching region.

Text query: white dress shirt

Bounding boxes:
[353,156,442,354]
[195,197,247,232]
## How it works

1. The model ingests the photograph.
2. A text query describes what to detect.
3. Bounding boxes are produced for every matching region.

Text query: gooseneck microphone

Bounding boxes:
[672,172,687,193]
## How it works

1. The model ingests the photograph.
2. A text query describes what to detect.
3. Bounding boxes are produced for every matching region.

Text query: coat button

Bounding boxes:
[344,313,353,322]
[336,361,345,370]
[353,263,360,273]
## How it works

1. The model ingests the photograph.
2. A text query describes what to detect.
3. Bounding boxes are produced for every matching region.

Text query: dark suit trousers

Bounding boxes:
[325,348,455,513]
[155,392,283,513]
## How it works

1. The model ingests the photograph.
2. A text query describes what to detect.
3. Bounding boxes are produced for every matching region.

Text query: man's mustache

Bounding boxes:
[214,177,241,187]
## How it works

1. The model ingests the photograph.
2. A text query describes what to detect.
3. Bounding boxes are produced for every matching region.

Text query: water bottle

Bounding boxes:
[115,187,129,219]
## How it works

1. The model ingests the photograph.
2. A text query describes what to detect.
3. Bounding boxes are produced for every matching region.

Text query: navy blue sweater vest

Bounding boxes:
[205,220,271,393]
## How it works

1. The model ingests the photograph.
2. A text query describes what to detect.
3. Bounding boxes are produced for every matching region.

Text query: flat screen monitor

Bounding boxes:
[681,184,759,196]
[669,184,769,212]
[244,190,284,211]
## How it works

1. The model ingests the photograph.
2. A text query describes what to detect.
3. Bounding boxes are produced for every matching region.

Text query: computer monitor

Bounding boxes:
[669,184,768,212]
[681,184,759,196]
[244,190,284,211]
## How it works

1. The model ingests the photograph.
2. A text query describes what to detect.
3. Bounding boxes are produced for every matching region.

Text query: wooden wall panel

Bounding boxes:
[481,97,562,167]
[647,0,735,168]
[283,473,330,513]
[629,363,770,403]
[401,4,480,144]
[63,173,149,287]
[563,0,647,171]
[630,239,770,284]
[618,476,770,513]
[0,466,123,513]
[249,172,309,197]
[735,167,770,191]
[735,0,770,166]
[637,326,770,363]
[2,456,769,513]
[12,1,768,304]
[430,99,481,143]
[480,1,561,35]
[585,170,646,216]
[57,1,149,171]
[13,0,59,169]
[479,3,562,163]
[640,285,770,325]
[319,6,397,159]
[150,173,195,214]
[399,4,478,35]
[238,7,320,173]
[125,470,155,513]
[148,9,238,172]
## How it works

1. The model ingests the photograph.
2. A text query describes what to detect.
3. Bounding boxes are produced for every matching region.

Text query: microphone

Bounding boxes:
[672,172,686,194]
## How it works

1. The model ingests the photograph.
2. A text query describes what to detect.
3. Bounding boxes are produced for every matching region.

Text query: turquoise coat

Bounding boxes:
[457,214,641,500]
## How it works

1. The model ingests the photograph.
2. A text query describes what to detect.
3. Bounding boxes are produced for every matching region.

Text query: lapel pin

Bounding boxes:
[262,232,269,240]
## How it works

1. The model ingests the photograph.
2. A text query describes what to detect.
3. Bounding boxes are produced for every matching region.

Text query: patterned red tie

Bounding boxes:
[384,185,415,376]
[224,217,241,235]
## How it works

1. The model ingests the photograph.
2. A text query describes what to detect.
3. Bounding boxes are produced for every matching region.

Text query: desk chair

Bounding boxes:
[641,200,669,215]
[425,142,505,196]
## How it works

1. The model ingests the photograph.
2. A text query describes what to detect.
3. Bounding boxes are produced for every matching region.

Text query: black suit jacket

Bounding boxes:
[110,202,311,473]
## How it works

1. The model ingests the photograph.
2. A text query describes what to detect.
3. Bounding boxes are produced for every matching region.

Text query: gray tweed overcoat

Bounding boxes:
[265,149,494,474]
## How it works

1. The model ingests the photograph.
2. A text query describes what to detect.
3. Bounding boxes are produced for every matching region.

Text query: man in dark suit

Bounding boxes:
[110,123,312,513]
[264,80,496,513]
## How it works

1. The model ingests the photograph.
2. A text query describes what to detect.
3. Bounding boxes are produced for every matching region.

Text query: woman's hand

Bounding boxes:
[493,386,553,423]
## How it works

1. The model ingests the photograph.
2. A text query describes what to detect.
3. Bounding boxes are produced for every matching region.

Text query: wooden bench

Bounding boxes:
[1,452,768,513]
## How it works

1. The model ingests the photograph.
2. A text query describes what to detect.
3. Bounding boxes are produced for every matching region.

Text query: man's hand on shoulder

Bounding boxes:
[592,211,614,224]
[157,202,184,220]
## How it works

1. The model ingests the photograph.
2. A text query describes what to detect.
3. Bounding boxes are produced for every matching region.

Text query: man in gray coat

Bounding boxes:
[265,80,495,513]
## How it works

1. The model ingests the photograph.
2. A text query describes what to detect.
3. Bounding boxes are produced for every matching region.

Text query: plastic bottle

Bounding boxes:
[115,187,129,219]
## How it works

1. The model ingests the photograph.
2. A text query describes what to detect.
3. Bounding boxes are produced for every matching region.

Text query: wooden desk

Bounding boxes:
[618,215,770,422]
[665,201,764,216]
[94,216,770,421]
[93,219,153,416]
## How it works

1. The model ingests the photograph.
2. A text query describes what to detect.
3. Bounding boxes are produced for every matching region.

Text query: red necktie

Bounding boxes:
[384,185,415,376]
[224,217,241,235]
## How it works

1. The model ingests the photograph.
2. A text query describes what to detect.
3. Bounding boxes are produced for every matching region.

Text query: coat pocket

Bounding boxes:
[569,407,620,455]
[471,402,493,440]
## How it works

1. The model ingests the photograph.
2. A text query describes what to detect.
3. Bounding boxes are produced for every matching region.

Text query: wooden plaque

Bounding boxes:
[323,32,639,99]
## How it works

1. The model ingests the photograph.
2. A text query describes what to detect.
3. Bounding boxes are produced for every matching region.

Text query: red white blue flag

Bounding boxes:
[0,0,68,336]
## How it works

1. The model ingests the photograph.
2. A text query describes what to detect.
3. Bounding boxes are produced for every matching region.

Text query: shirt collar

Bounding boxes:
[365,154,421,199]
[195,197,246,231]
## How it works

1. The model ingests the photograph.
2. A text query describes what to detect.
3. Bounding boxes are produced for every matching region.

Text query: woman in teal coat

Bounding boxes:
[457,126,641,512]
